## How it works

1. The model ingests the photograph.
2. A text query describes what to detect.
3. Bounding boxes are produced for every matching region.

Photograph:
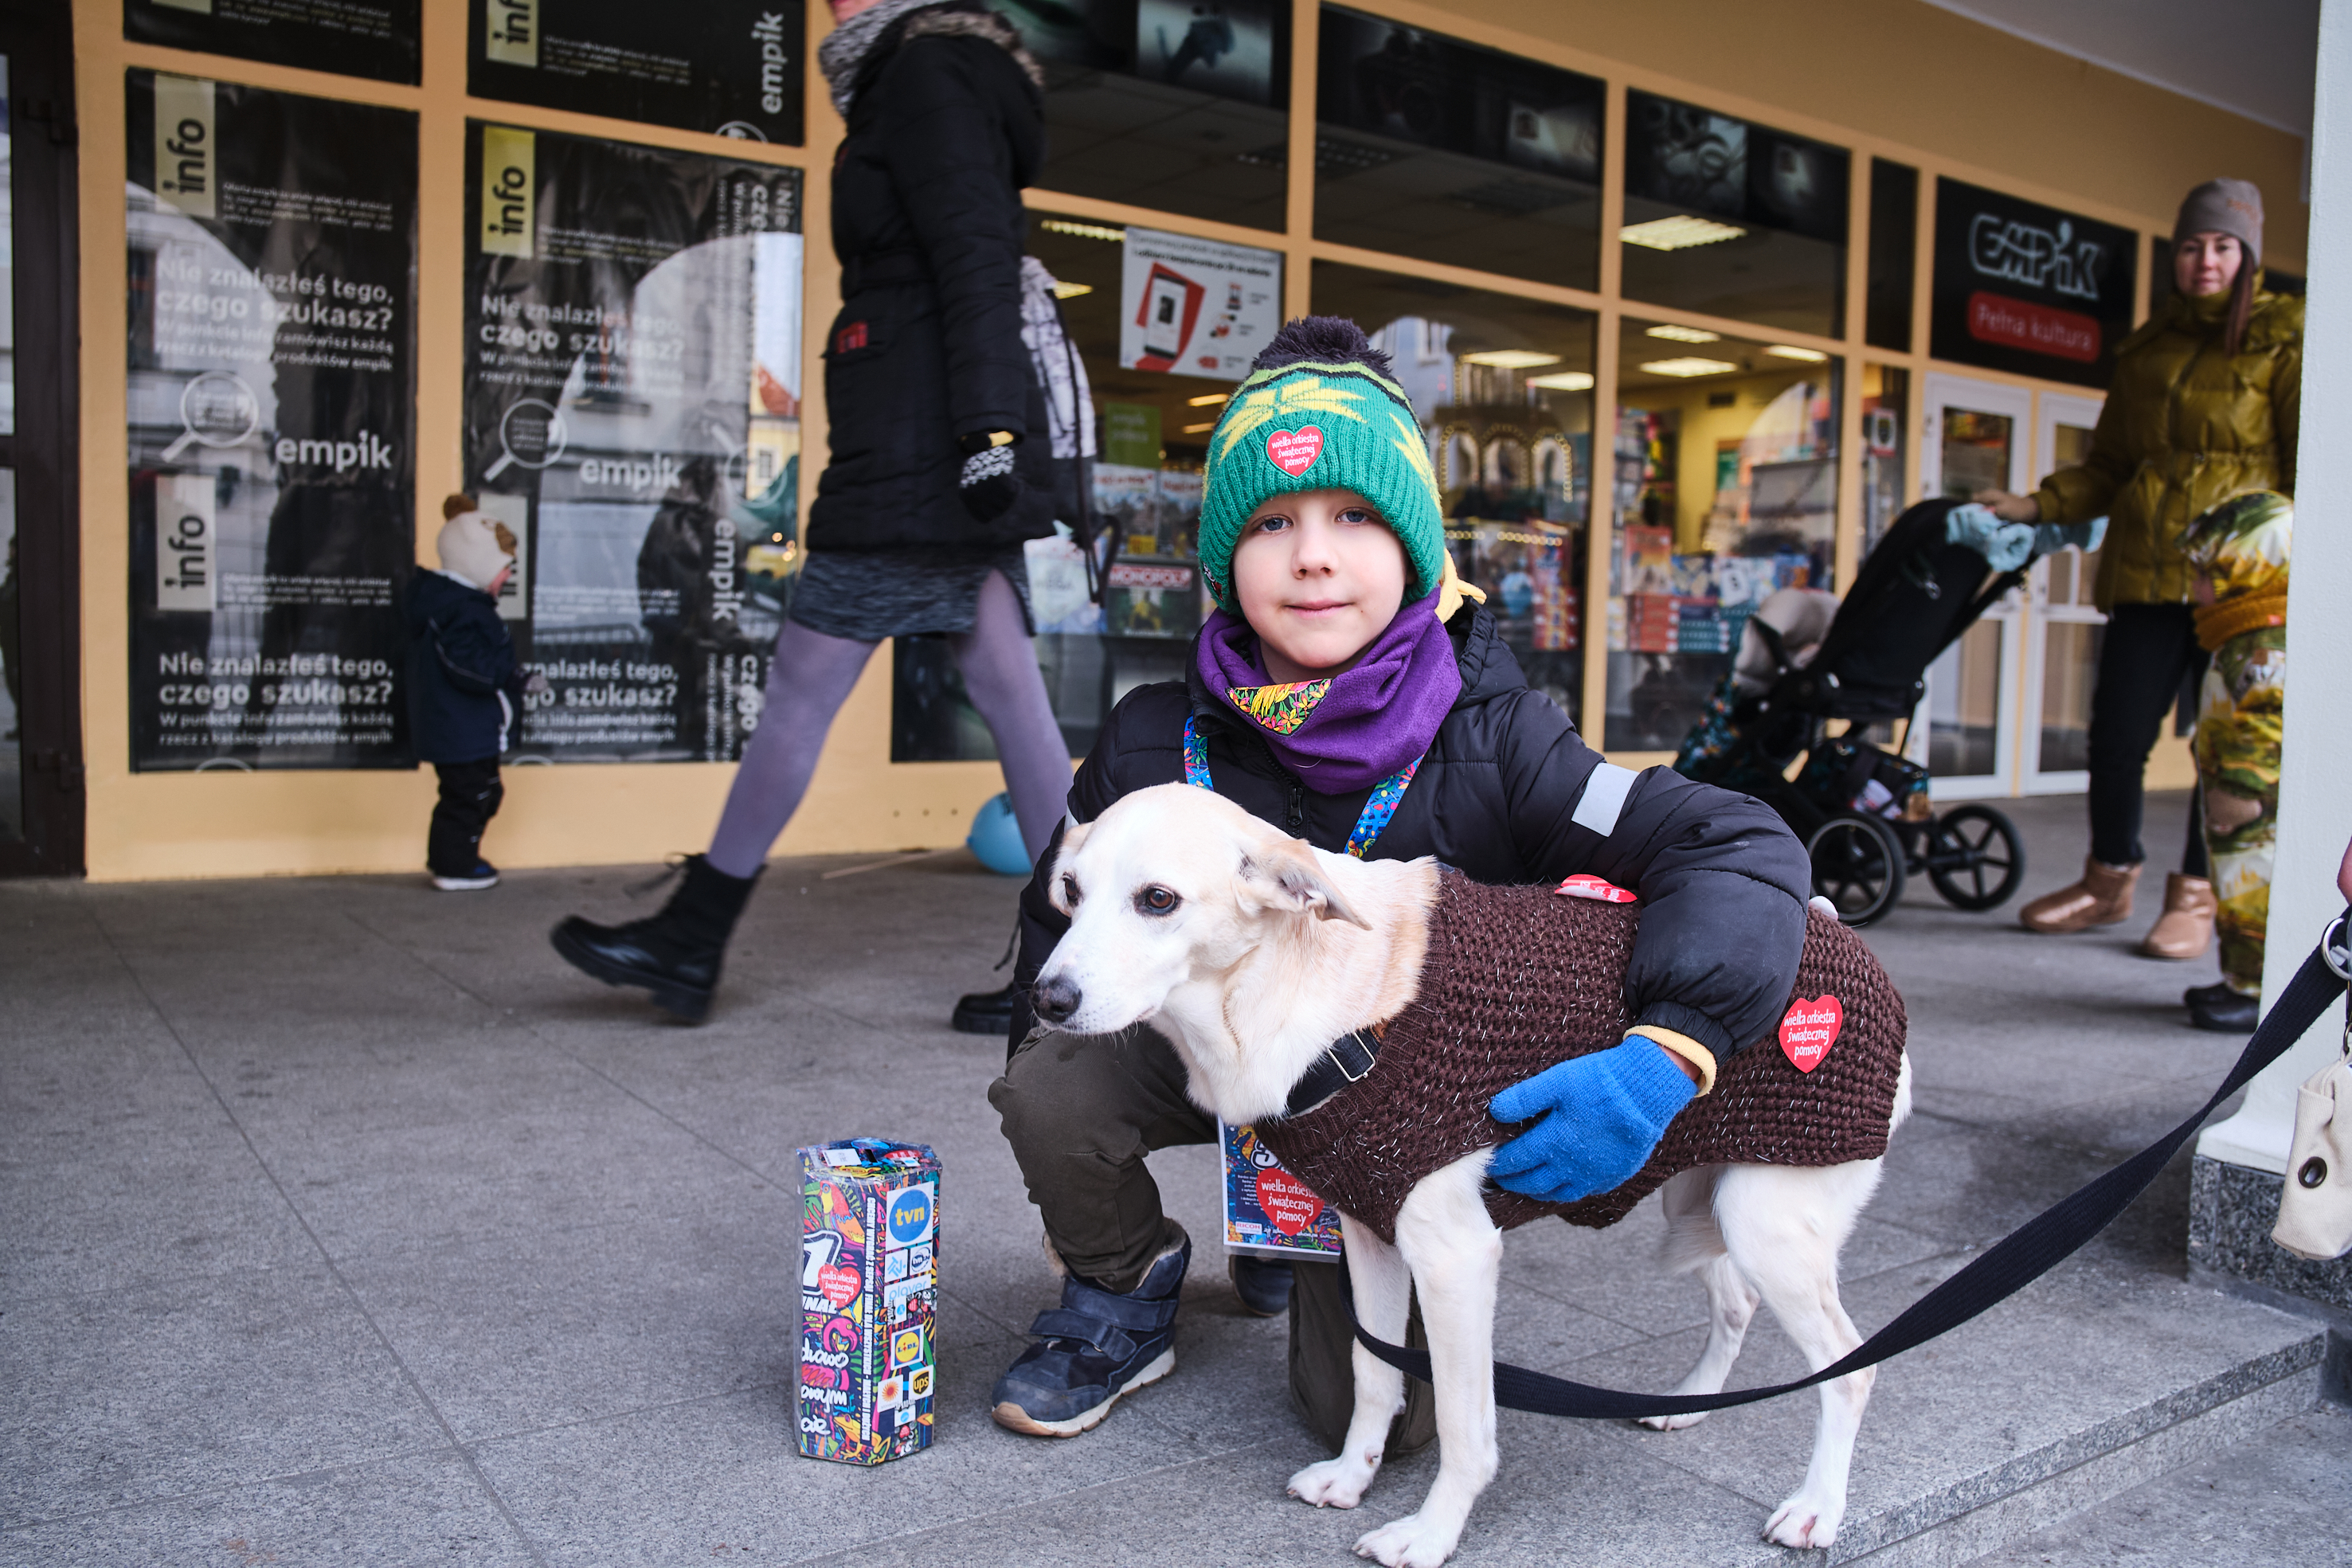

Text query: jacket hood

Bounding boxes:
[405,568,491,626]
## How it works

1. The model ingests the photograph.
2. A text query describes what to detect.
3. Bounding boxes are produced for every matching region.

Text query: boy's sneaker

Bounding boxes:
[432,860,499,891]
[992,1240,1188,1437]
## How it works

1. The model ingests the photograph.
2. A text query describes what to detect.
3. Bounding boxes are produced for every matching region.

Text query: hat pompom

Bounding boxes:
[1251,315,1396,381]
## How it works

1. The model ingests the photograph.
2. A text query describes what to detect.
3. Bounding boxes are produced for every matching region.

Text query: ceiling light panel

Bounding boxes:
[1638,357,1741,378]
[1620,215,1745,251]
[1040,219,1125,242]
[1645,323,1720,343]
[1525,372,1595,391]
[1459,350,1562,369]
[1765,345,1830,362]
[1186,393,1229,407]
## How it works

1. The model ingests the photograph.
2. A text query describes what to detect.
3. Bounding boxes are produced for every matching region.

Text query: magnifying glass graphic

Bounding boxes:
[484,397,569,479]
[161,370,262,462]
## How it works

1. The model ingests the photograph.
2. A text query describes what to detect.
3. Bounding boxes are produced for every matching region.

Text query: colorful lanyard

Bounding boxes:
[1182,714,1422,860]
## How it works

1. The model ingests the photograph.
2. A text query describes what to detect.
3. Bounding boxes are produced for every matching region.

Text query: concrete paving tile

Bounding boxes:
[1553,1253,2319,1549]
[0,1127,318,1304]
[788,1415,1789,1568]
[245,1101,777,1261]
[0,1266,446,1527]
[0,1451,532,1566]
[337,1201,802,1442]
[469,1351,1223,1566]
[186,1025,638,1140]
[1968,1403,2352,1568]
[0,1022,231,1159]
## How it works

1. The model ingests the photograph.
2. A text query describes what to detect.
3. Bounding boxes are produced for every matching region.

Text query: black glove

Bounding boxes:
[957,432,1023,522]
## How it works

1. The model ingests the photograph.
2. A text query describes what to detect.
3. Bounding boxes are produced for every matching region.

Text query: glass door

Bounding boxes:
[1916,373,2030,799]
[2024,391,2105,792]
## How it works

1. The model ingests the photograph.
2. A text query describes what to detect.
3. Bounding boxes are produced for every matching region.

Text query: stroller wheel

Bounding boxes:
[1925,803,2026,910]
[1807,815,1906,927]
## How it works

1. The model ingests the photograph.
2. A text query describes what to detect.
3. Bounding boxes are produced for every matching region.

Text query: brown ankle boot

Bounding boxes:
[2020,857,2141,933]
[2137,873,2217,960]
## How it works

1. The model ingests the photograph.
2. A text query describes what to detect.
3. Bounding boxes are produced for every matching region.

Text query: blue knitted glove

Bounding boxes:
[2031,516,2107,558]
[1944,502,2037,571]
[1487,1038,1698,1204]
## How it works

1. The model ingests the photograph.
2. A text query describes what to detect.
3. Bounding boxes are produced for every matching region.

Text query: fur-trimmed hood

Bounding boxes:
[821,0,1042,116]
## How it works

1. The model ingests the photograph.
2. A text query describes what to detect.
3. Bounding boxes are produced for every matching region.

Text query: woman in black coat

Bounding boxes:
[551,0,1076,1023]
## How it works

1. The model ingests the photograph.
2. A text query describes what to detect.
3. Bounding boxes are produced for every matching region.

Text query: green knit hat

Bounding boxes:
[1196,317,1445,612]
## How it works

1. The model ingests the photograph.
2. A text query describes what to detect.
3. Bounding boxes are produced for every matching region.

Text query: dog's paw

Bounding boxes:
[1763,1491,1843,1550]
[1637,1409,1710,1432]
[1353,1512,1460,1568]
[1287,1453,1377,1510]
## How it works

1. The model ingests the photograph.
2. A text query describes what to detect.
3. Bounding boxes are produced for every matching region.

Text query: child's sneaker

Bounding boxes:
[432,860,499,891]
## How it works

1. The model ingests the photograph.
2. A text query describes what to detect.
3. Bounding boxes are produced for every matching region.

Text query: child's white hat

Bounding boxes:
[436,511,513,591]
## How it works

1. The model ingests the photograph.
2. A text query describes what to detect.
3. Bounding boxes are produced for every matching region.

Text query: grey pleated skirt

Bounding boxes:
[786,545,1036,641]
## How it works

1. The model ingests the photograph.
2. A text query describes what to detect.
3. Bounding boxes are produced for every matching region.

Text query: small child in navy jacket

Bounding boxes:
[406,495,528,890]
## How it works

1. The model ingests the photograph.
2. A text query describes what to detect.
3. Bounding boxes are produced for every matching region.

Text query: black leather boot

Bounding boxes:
[952,981,1019,1036]
[550,855,760,1023]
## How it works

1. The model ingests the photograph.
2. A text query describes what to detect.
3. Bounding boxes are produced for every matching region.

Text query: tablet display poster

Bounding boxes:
[124,0,424,86]
[468,0,807,146]
[463,123,803,763]
[126,71,419,771]
[1117,225,1281,380]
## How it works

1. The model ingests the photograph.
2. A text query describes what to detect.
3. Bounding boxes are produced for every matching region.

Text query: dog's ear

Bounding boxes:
[1047,819,1093,914]
[1238,843,1372,930]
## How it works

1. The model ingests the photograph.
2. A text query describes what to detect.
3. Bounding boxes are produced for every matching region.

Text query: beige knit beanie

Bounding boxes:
[436,511,513,591]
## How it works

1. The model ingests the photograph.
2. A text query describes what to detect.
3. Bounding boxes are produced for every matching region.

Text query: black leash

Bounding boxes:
[1342,936,2346,1422]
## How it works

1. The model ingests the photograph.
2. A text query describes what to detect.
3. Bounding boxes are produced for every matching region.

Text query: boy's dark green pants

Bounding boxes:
[990,1024,1435,1454]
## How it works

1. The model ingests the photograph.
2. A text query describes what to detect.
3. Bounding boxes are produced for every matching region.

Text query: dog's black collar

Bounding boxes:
[1276,1026,1383,1120]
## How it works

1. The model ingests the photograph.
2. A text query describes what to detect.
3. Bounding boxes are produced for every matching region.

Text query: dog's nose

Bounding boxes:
[1031,975,1082,1026]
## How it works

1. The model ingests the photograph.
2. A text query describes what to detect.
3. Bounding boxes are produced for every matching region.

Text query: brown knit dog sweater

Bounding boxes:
[1254,870,1908,1242]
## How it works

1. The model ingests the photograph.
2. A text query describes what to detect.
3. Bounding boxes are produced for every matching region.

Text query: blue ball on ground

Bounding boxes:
[967,792,1032,876]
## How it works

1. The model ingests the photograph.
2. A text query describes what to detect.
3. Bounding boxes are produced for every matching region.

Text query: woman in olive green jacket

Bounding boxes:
[1978,179,2299,991]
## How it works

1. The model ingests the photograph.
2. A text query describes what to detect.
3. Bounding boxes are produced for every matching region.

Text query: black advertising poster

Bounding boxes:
[126,71,418,772]
[1317,5,1601,183]
[468,1,806,146]
[1931,178,2135,389]
[1623,91,1848,244]
[463,123,803,763]
[124,0,423,87]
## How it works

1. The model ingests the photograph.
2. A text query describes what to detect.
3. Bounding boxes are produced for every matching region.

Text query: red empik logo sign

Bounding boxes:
[1967,291,2101,363]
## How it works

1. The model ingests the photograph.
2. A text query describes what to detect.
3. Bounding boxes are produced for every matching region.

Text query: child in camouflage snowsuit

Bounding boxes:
[2181,490,2291,1030]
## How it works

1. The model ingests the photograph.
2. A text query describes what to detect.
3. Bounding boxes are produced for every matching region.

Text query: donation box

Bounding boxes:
[797,1139,941,1464]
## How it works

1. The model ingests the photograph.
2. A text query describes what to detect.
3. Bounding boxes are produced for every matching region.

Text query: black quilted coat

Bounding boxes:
[807,6,1058,553]
[1012,605,1816,1062]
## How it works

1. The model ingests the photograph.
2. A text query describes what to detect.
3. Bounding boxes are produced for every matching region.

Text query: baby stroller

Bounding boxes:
[1673,497,2049,927]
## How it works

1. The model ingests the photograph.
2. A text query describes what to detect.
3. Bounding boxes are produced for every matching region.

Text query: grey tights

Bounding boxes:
[706,569,1072,879]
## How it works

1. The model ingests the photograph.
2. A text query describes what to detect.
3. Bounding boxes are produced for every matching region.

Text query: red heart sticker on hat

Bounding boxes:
[817,1263,860,1308]
[1266,426,1325,477]
[1779,995,1842,1072]
[1255,1168,1326,1237]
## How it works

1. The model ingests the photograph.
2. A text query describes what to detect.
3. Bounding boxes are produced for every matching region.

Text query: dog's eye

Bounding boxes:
[1135,885,1181,917]
[1059,874,1082,909]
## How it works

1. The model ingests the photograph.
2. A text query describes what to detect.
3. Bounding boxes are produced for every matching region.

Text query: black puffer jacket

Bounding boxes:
[1012,605,1814,1061]
[404,570,520,765]
[807,4,1056,553]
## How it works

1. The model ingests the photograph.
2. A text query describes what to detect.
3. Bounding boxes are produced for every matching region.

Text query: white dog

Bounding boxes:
[1031,783,1912,1566]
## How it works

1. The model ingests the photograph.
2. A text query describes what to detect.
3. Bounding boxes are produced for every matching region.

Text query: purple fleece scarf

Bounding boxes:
[1195,601,1461,792]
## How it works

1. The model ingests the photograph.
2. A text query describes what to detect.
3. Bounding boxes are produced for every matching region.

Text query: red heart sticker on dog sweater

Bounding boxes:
[1255,1169,1326,1236]
[1555,874,1637,904]
[1779,995,1842,1072]
[1266,426,1325,477]
[817,1263,860,1308]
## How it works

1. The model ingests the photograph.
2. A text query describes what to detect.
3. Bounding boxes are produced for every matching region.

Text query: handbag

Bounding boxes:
[2273,910,2352,1261]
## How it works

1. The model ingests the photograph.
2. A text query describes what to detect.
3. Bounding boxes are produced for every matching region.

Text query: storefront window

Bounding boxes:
[996,1,1291,233]
[1607,319,1840,750]
[1313,261,1593,721]
[1313,6,1603,292]
[895,216,1277,761]
[1621,92,1846,338]
[1865,158,1917,351]
[1861,364,1908,556]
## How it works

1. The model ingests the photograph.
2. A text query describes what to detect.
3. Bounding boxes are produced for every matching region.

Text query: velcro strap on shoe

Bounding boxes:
[1058,1274,1184,1333]
[1025,1308,1138,1363]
